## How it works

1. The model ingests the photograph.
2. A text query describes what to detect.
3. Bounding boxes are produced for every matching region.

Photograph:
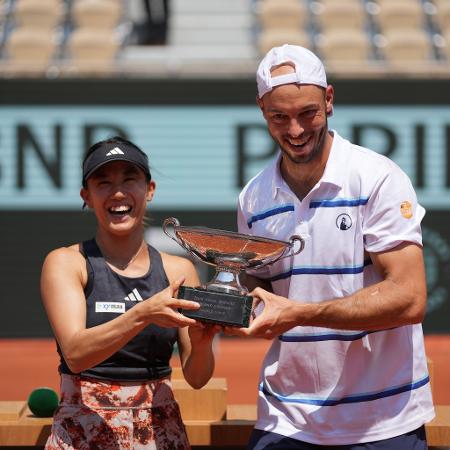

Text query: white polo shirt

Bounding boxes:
[237,131,434,445]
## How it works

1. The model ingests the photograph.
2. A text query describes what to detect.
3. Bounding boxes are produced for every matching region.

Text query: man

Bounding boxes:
[234,45,435,449]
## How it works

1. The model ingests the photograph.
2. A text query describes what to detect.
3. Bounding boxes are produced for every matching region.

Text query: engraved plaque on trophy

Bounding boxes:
[163,217,305,327]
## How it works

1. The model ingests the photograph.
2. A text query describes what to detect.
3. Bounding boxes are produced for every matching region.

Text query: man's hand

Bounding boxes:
[224,287,300,339]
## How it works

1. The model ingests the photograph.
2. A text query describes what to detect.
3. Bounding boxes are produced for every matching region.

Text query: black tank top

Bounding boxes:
[58,239,178,381]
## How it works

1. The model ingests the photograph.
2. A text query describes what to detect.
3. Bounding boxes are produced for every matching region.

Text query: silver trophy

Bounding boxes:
[163,217,305,327]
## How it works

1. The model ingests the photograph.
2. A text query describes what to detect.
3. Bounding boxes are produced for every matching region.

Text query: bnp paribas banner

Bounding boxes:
[0,105,449,210]
[0,104,449,331]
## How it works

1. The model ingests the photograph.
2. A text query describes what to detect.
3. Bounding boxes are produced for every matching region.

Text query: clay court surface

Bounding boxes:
[0,335,449,405]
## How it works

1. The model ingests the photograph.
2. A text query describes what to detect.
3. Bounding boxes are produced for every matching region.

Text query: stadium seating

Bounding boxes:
[315,28,372,66]
[374,0,425,32]
[120,0,256,76]
[0,0,64,73]
[64,0,123,73]
[255,0,310,57]
[71,0,122,30]
[0,0,126,74]
[0,0,448,76]
[312,1,367,32]
[13,0,63,29]
[381,28,432,66]
[433,0,450,36]
[257,0,307,30]
[252,0,449,72]
[258,28,310,55]
[66,28,120,71]
[4,26,58,71]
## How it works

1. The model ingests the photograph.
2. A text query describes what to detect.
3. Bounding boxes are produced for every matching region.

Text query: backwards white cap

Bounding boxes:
[256,44,328,98]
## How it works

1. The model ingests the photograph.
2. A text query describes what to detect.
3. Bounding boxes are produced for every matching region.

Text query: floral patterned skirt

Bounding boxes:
[45,373,190,450]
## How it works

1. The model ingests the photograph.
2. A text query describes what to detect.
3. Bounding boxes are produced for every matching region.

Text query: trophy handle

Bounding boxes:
[289,235,305,257]
[256,234,305,268]
[162,217,215,266]
[162,217,184,247]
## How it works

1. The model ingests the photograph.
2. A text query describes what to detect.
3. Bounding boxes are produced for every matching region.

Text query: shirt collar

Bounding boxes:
[320,130,348,188]
[271,130,348,200]
[272,153,287,199]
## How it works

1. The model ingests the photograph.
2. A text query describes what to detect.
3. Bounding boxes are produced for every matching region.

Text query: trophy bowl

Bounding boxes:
[163,217,304,327]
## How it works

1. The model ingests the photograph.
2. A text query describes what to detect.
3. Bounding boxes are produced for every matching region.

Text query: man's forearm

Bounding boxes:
[297,279,425,331]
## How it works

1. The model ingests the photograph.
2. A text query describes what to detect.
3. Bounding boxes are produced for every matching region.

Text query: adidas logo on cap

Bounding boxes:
[106,147,125,156]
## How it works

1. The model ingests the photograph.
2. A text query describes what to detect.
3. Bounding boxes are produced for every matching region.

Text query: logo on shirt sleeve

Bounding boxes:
[400,201,413,219]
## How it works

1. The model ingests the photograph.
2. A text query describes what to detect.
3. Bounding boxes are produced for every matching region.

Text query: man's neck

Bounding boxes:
[280,133,333,201]
[280,161,323,201]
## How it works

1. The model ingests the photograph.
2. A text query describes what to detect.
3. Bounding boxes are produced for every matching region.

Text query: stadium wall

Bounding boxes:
[1,78,449,337]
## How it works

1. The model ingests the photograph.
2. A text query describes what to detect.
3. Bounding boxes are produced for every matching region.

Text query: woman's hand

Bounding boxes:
[179,322,220,389]
[140,277,200,328]
[188,322,221,349]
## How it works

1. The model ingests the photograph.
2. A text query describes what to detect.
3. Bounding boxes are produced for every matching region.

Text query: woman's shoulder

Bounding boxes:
[160,252,195,271]
[159,252,198,283]
[43,243,86,270]
[41,244,91,308]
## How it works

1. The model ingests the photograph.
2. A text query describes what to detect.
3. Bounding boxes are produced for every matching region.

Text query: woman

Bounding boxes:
[41,136,218,449]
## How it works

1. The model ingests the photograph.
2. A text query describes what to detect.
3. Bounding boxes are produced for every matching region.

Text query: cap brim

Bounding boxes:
[83,157,149,182]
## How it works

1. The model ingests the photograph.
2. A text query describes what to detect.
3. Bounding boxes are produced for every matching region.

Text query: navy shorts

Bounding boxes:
[248,426,427,450]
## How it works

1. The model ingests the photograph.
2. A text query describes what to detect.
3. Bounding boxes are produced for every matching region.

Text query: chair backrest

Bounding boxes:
[258,0,307,30]
[13,0,64,30]
[382,29,431,64]
[313,2,366,30]
[375,0,424,31]
[433,0,449,10]
[6,26,57,66]
[376,0,422,8]
[316,29,371,64]
[71,0,123,29]
[318,0,362,6]
[68,27,119,61]
[258,28,310,55]
[433,1,450,34]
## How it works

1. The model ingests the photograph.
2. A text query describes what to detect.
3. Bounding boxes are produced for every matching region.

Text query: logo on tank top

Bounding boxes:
[95,302,125,313]
[124,288,143,302]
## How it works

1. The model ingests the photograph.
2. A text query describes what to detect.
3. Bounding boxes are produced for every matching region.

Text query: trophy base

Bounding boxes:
[178,286,252,328]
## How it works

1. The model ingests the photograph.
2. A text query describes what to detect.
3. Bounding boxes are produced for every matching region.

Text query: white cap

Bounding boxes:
[256,44,328,98]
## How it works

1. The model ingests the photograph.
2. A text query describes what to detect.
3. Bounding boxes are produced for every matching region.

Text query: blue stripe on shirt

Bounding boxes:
[279,328,396,343]
[270,259,372,282]
[280,330,373,342]
[260,375,430,406]
[310,197,369,208]
[247,204,295,229]
[246,198,368,228]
